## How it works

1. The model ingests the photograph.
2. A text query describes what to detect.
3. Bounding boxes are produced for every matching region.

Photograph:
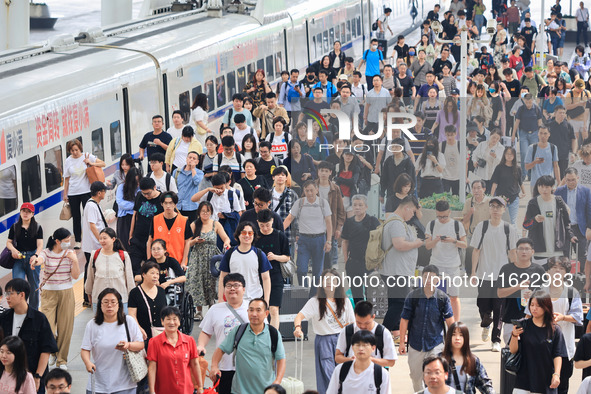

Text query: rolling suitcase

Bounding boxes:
[281,335,305,394]
[279,285,309,341]
[365,272,388,319]
[500,347,517,394]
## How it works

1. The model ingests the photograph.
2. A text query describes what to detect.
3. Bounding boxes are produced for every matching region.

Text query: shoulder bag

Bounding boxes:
[138,285,165,338]
[37,251,68,291]
[326,302,345,328]
[122,318,149,383]
[505,340,522,375]
[85,153,105,184]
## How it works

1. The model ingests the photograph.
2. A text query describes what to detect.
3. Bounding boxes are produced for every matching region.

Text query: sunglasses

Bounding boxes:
[240,231,254,236]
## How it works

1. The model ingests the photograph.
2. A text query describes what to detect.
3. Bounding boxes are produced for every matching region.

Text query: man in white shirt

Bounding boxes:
[419,356,457,394]
[326,330,390,394]
[197,273,248,394]
[335,301,396,368]
[149,152,178,193]
[577,1,590,46]
[377,7,393,39]
[232,113,259,147]
[166,110,189,140]
[82,181,108,304]
[364,75,392,134]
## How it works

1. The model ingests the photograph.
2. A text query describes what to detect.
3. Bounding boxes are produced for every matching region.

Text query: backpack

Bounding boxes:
[165,172,172,191]
[206,188,239,212]
[217,151,242,170]
[220,108,233,132]
[338,361,382,394]
[530,143,557,164]
[363,49,384,62]
[92,249,126,271]
[371,19,379,31]
[440,141,459,155]
[344,324,385,358]
[408,288,449,336]
[428,219,461,256]
[476,220,511,251]
[233,322,278,365]
[284,81,303,101]
[365,216,406,271]
[268,132,291,147]
[255,156,281,169]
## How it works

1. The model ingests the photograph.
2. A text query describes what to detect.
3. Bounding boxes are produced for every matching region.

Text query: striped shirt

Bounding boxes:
[40,249,74,290]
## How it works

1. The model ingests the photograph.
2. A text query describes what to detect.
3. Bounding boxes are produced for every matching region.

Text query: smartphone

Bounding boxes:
[539,157,545,163]
[511,319,523,329]
[440,235,447,240]
[426,150,433,156]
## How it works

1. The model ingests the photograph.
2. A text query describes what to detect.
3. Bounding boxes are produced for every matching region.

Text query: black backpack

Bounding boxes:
[206,188,239,212]
[223,245,266,271]
[476,220,510,251]
[338,360,382,394]
[217,151,242,169]
[344,324,385,358]
[429,219,462,256]
[408,288,449,337]
[530,142,557,163]
[233,322,279,364]
[220,108,234,132]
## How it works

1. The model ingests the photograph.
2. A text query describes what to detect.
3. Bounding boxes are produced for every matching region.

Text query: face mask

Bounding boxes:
[409,51,416,56]
[489,88,496,94]
[521,92,527,98]
[61,242,71,249]
[372,45,378,50]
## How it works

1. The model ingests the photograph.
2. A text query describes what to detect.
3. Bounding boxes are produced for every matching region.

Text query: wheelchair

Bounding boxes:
[163,277,195,335]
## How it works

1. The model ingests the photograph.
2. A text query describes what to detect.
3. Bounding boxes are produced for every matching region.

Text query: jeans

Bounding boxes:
[518,130,539,180]
[323,239,339,268]
[551,34,560,55]
[12,250,40,310]
[578,21,589,45]
[475,14,485,36]
[296,234,326,297]
[507,197,519,225]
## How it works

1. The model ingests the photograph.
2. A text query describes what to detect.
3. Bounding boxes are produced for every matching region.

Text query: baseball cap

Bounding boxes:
[450,88,460,95]
[575,79,585,89]
[20,203,34,213]
[338,74,349,80]
[489,196,506,207]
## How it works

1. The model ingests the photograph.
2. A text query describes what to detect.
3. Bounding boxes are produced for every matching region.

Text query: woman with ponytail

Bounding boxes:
[84,228,134,313]
[30,228,79,370]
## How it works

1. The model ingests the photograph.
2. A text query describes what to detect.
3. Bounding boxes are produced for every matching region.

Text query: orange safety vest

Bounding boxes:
[152,213,188,263]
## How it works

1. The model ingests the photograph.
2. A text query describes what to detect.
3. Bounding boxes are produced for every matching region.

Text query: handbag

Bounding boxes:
[138,285,165,338]
[505,341,522,375]
[567,105,586,119]
[85,153,105,184]
[59,203,72,221]
[279,259,296,279]
[0,248,15,270]
[122,319,148,383]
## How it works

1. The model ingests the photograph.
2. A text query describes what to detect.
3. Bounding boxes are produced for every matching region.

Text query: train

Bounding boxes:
[0,0,425,250]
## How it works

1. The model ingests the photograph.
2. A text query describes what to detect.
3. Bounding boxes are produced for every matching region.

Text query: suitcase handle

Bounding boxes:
[294,334,303,381]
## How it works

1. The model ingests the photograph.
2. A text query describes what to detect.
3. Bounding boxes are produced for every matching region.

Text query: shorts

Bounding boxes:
[570,119,586,135]
[269,267,284,307]
[342,196,353,212]
[438,266,462,297]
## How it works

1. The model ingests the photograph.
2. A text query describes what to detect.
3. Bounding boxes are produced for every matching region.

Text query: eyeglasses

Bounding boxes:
[225,283,243,289]
[424,370,444,376]
[101,300,119,306]
[490,205,504,210]
[517,248,532,252]
[4,291,21,298]
[240,231,254,236]
[47,384,69,390]
[436,215,449,219]
[254,201,267,208]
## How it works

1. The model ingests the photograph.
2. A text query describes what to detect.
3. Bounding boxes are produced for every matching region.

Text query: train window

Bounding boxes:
[323,31,329,53]
[347,21,352,41]
[110,120,122,161]
[357,17,361,36]
[226,71,237,98]
[192,86,202,102]
[275,52,282,79]
[0,166,18,216]
[329,28,334,47]
[44,146,63,193]
[21,156,41,202]
[91,128,105,162]
[178,91,191,121]
[334,26,340,43]
[205,80,215,109]
[266,56,274,80]
[215,76,226,106]
[256,59,265,74]
[341,23,346,43]
[351,19,356,38]
[247,63,256,84]
[316,33,322,57]
[237,67,246,93]
[312,36,317,59]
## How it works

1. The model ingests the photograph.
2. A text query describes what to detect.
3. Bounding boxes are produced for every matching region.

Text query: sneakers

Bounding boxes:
[58,364,68,370]
[74,242,81,250]
[49,354,56,367]
[193,312,203,322]
[481,326,491,342]
[491,342,501,352]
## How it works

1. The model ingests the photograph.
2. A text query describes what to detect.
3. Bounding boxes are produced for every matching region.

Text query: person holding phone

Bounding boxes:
[416,137,446,198]
[510,290,568,394]
[187,201,231,321]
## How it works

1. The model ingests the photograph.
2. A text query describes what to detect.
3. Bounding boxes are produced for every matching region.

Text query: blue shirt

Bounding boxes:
[363,49,383,76]
[525,143,559,188]
[115,183,137,217]
[173,167,204,211]
[567,186,578,224]
[401,288,453,351]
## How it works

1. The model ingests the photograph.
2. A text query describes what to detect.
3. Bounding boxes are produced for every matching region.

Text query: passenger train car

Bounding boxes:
[0,0,423,250]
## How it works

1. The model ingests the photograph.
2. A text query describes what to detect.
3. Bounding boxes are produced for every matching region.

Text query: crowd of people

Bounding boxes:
[8,0,591,393]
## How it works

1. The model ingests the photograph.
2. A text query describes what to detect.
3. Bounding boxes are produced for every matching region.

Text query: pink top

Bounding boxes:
[40,249,74,290]
[435,110,461,142]
[0,371,36,394]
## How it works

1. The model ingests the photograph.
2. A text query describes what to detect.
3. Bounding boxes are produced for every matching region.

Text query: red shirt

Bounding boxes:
[147,331,198,394]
